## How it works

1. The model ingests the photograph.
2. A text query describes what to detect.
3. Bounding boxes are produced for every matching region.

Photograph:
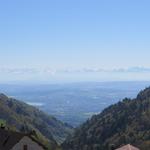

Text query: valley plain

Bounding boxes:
[1,81,150,127]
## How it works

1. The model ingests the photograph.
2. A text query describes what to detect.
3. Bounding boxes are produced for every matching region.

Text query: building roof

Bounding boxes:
[0,128,47,150]
[115,144,140,150]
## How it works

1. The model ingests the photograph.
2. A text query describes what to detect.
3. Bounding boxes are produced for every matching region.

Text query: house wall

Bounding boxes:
[11,136,44,150]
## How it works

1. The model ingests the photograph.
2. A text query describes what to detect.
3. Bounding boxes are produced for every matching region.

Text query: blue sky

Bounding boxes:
[0,0,150,82]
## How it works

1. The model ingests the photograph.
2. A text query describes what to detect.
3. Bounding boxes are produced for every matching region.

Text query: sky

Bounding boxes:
[0,0,150,83]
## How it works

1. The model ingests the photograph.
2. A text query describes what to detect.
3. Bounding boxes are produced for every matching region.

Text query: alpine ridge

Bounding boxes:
[0,93,73,149]
[62,87,150,150]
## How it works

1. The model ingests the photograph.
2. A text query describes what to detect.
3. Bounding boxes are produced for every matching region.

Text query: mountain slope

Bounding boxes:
[0,93,73,148]
[62,87,150,150]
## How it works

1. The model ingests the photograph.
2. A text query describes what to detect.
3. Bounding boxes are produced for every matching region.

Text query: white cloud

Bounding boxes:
[56,67,150,73]
[0,66,150,76]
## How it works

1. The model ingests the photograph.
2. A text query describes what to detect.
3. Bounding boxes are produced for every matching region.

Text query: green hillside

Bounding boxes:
[0,93,73,149]
[62,87,150,150]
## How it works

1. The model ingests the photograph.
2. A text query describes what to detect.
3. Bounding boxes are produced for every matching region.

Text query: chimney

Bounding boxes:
[0,123,5,129]
[110,144,115,150]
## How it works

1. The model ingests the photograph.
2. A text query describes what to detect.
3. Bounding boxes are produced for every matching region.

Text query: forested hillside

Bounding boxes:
[0,93,73,149]
[62,87,150,150]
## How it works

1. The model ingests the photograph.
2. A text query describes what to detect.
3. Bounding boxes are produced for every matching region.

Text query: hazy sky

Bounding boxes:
[0,0,150,82]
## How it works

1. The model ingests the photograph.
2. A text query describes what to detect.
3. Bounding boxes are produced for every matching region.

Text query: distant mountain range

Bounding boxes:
[62,87,150,150]
[0,94,73,149]
[1,66,150,74]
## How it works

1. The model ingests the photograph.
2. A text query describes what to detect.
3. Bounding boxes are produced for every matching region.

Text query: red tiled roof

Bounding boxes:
[116,144,140,150]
